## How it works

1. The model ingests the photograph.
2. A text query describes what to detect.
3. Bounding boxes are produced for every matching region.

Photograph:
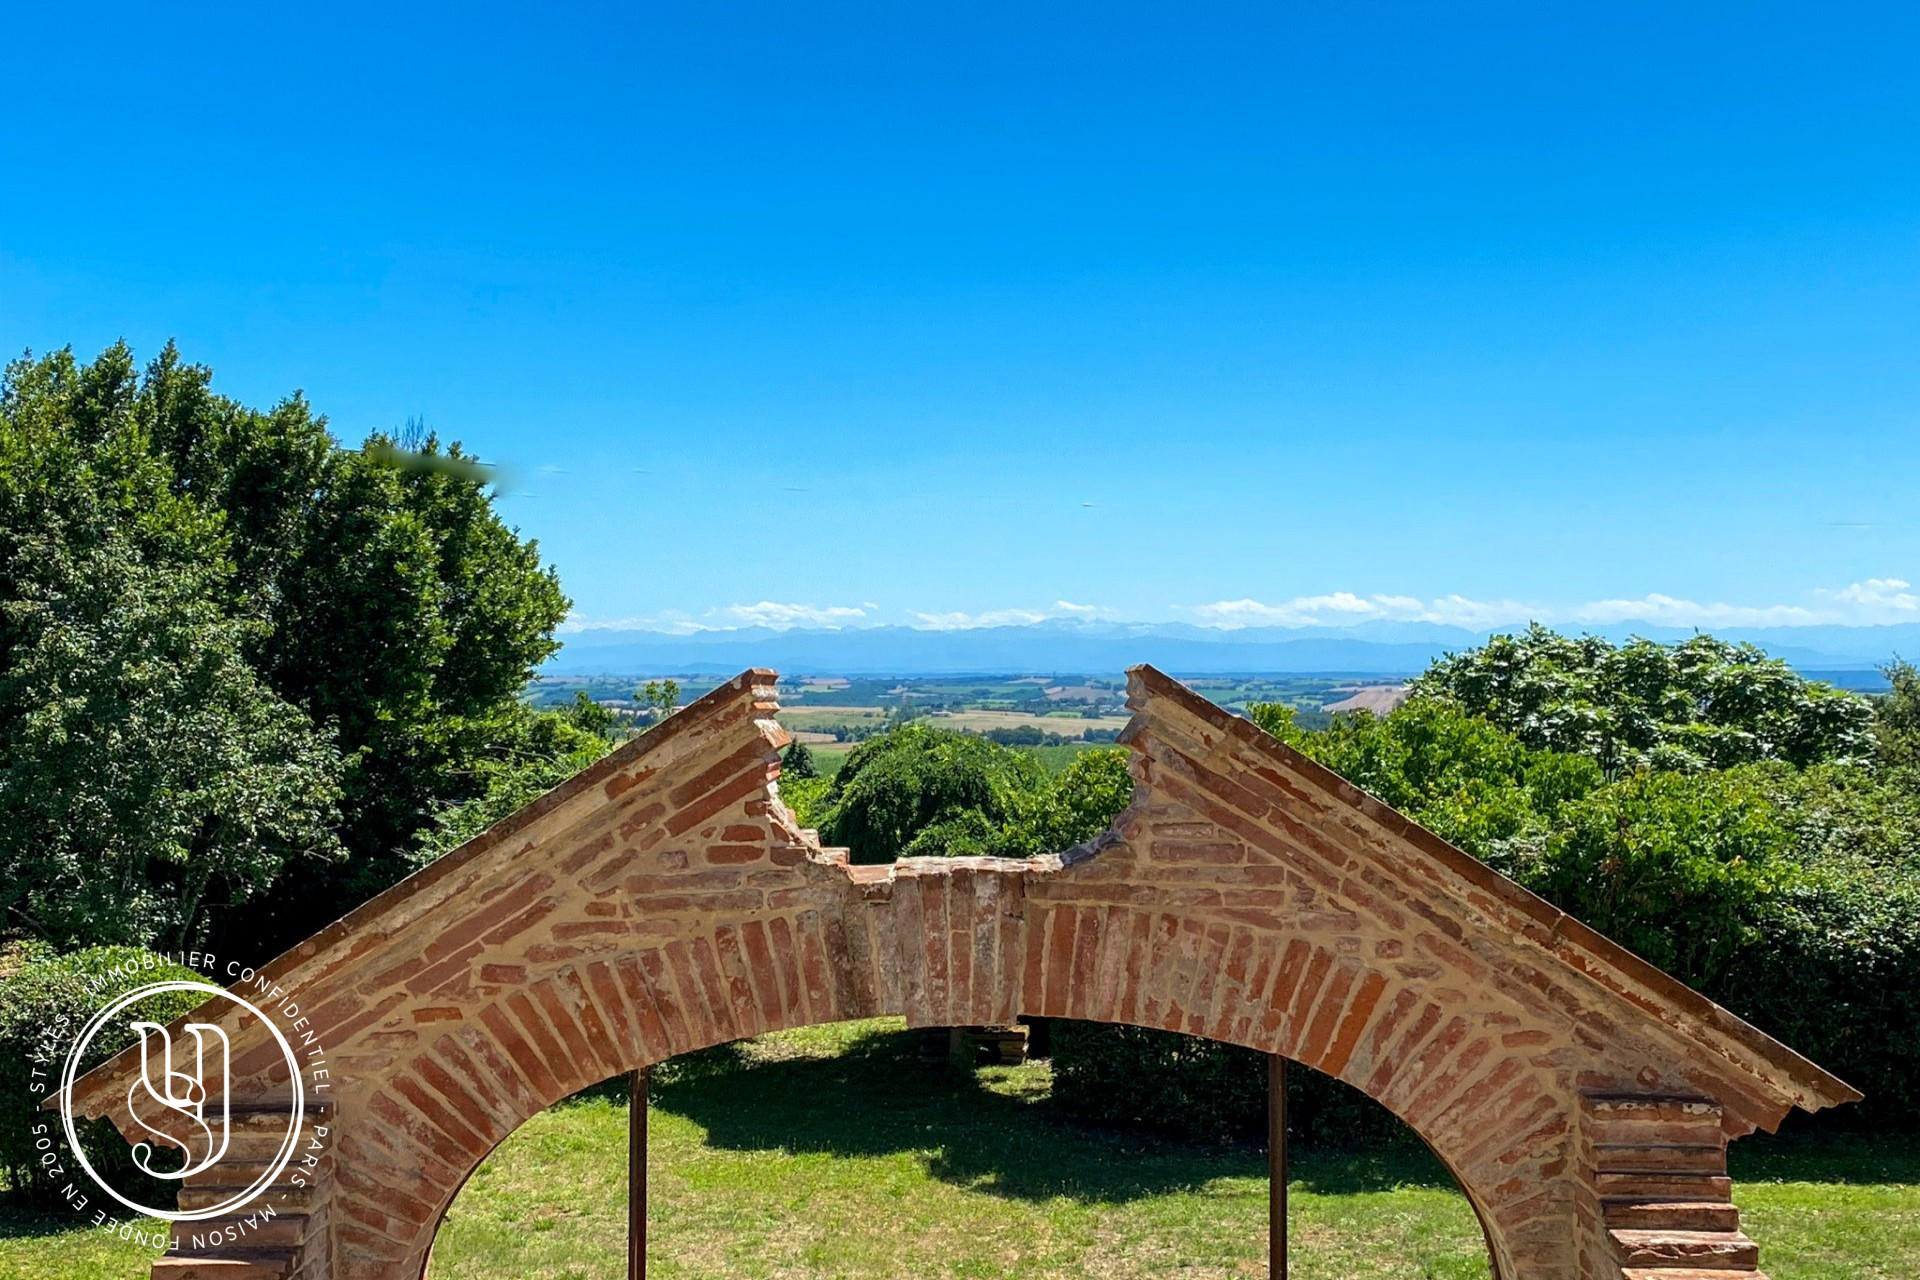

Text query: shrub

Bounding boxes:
[0,947,203,1203]
[1049,1021,1408,1148]
[1001,748,1133,856]
[1063,693,1920,1141]
[1408,626,1875,774]
[1529,768,1792,987]
[819,725,1046,863]
[1721,852,1920,1125]
[1709,764,1920,1125]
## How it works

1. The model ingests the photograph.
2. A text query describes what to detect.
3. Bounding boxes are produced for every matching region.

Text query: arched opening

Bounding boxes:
[425,1017,1498,1279]
[61,666,1856,1280]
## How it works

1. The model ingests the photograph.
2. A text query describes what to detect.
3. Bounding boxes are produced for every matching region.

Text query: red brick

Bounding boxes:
[555,967,625,1077]
[920,873,951,1021]
[739,920,785,1029]
[1284,947,1334,1050]
[705,844,763,865]
[682,935,739,1045]
[1321,970,1388,1078]
[101,667,1850,1280]
[766,914,809,1026]
[1299,961,1359,1067]
[664,761,775,838]
[1183,923,1231,1035]
[501,991,579,1094]
[947,871,976,1021]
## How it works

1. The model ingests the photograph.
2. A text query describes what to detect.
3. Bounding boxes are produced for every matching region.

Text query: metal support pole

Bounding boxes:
[1269,1054,1287,1280]
[630,1067,649,1280]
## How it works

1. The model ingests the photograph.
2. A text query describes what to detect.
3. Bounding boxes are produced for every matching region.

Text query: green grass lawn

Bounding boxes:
[4,1019,1915,1279]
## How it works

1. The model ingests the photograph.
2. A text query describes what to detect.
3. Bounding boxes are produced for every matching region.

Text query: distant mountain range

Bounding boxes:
[544,619,1920,679]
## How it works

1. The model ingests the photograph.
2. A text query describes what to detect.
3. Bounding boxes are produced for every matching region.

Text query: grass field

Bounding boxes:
[7,1018,1912,1280]
[805,744,852,777]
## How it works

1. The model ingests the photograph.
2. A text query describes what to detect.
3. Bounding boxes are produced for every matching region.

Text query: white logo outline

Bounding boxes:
[59,980,305,1223]
[127,1019,232,1180]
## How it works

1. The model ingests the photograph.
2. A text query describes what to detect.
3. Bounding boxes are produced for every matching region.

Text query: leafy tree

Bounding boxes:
[818,725,1046,863]
[781,738,820,780]
[1531,769,1792,985]
[1002,748,1133,856]
[1723,771,1920,1123]
[1252,698,1601,872]
[1876,659,1920,771]
[0,350,340,949]
[230,430,568,943]
[638,679,682,721]
[414,709,611,865]
[562,690,620,740]
[1409,624,1874,775]
[1,342,571,954]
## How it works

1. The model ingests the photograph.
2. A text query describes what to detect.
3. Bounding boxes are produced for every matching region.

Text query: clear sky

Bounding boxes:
[4,3,1917,633]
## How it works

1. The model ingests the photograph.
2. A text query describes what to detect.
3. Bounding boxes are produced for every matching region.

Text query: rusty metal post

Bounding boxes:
[1269,1054,1287,1280]
[630,1067,649,1280]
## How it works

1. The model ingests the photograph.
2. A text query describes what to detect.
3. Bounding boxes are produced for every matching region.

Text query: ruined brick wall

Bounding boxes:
[64,666,1856,1280]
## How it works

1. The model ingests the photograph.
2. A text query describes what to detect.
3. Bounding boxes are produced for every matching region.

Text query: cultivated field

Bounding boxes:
[928,709,1131,735]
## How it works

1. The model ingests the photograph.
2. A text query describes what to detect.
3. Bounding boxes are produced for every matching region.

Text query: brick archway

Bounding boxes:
[65,667,1856,1280]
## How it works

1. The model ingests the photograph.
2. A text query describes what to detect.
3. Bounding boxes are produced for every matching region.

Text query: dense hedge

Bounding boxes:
[0,947,203,1203]
[1704,769,1920,1124]
[1049,1021,1408,1148]
[1053,705,1920,1139]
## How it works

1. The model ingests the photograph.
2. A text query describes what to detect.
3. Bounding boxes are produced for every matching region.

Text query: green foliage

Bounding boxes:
[1532,768,1791,985]
[0,947,203,1203]
[0,348,341,950]
[777,774,834,829]
[0,342,572,955]
[781,738,819,780]
[1001,748,1133,856]
[637,680,682,720]
[818,725,1047,863]
[1876,659,1920,770]
[1708,764,1920,1124]
[1260,698,1602,873]
[1410,624,1875,774]
[414,709,612,866]
[1049,1022,1407,1148]
[233,427,569,946]
[560,691,619,740]
[811,730,1135,863]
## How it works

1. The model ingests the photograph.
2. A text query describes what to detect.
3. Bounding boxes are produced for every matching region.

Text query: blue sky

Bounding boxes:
[4,3,1917,633]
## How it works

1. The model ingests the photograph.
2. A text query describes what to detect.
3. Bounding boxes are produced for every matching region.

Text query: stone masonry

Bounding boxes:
[61,666,1859,1280]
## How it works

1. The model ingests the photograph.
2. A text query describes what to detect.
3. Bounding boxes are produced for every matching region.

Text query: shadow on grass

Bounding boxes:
[0,1203,101,1241]
[644,1023,1464,1205]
